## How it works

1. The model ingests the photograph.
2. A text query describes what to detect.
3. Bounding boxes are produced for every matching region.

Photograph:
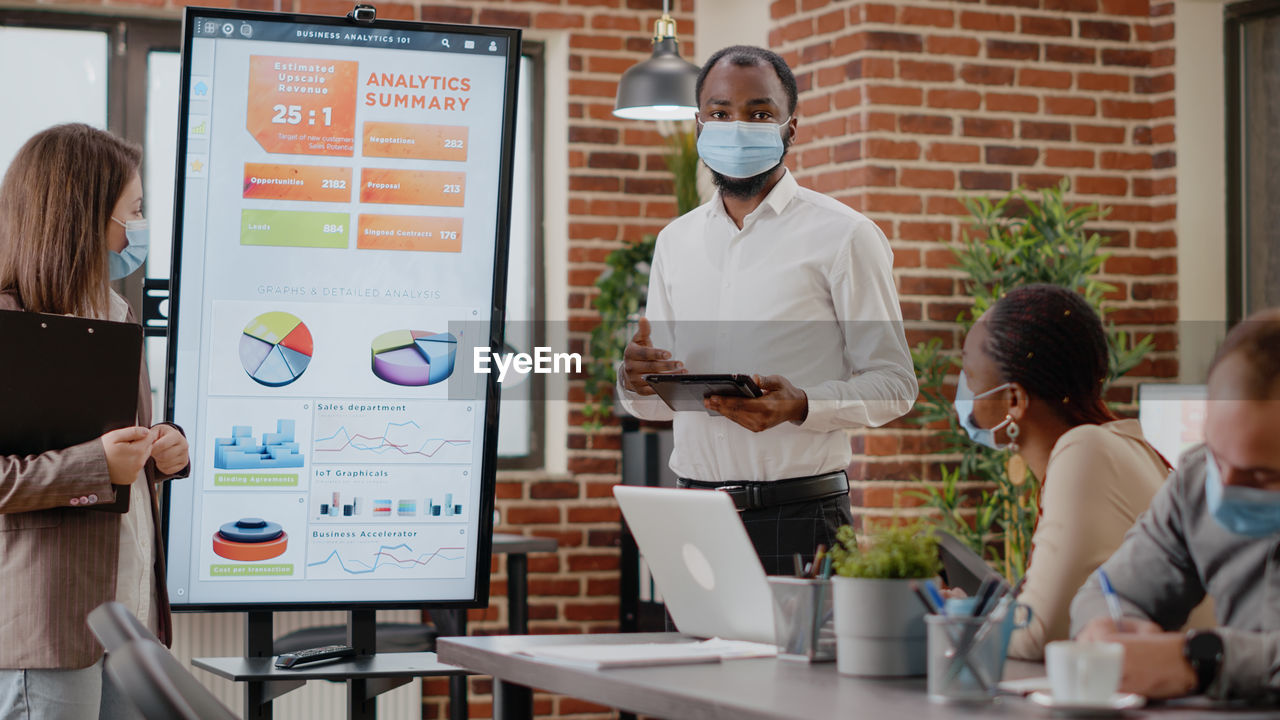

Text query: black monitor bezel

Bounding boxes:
[161,6,519,612]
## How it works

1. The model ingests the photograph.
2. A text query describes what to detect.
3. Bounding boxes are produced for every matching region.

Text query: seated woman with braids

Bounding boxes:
[953,284,1211,660]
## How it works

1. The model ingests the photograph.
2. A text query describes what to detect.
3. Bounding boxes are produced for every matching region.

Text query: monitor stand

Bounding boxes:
[195,609,467,720]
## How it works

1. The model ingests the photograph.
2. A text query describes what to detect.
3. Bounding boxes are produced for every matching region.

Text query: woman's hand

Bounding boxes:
[102,426,157,485]
[150,424,190,476]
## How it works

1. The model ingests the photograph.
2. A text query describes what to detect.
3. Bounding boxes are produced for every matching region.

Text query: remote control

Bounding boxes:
[274,644,357,669]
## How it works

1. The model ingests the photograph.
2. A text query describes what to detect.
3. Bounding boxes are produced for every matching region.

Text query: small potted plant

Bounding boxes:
[828,523,941,677]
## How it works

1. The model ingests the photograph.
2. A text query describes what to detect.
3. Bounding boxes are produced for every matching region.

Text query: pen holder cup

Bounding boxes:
[768,577,836,662]
[925,613,1007,704]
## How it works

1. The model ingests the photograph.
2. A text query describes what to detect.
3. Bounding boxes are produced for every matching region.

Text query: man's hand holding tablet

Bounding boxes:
[704,374,808,432]
[642,373,808,432]
[623,318,808,431]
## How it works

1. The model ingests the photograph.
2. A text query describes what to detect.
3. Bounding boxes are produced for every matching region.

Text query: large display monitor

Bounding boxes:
[162,8,520,610]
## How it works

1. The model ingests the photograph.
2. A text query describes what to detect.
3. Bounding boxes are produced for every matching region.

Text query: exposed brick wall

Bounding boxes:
[9,0,1188,715]
[766,0,1179,526]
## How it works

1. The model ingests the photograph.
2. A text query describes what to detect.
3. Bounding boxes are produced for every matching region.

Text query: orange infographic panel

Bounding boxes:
[243,163,353,203]
[360,169,466,207]
[362,122,468,162]
[246,56,358,157]
[357,215,463,253]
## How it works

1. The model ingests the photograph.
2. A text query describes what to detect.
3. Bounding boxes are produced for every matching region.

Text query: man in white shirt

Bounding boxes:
[616,46,917,574]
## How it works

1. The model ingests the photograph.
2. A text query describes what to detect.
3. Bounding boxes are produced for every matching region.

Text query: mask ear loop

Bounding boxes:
[977,382,1017,451]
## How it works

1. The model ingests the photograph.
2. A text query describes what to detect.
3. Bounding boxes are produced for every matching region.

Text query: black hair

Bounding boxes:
[696,45,798,116]
[1208,309,1280,399]
[982,284,1117,427]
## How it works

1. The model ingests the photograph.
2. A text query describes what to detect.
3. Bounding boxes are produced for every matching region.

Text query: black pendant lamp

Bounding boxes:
[612,1,700,121]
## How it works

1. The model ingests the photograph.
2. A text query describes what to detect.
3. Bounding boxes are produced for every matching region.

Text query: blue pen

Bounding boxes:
[1096,569,1126,631]
[924,580,948,617]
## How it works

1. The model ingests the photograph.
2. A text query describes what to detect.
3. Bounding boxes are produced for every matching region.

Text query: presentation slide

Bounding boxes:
[165,11,517,608]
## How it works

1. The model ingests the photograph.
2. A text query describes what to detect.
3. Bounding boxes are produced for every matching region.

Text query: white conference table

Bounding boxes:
[438,632,1279,720]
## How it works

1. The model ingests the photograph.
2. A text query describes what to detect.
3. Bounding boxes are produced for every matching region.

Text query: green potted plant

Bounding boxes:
[828,524,941,677]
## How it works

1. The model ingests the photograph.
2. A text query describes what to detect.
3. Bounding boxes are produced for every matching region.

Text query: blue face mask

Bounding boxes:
[954,370,1014,451]
[1204,450,1280,537]
[109,217,149,280]
[696,118,789,179]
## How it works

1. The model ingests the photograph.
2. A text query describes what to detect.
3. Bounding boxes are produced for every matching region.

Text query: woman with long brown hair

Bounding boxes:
[0,123,189,719]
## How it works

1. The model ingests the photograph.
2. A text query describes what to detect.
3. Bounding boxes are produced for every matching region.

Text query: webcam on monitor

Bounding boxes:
[347,3,376,23]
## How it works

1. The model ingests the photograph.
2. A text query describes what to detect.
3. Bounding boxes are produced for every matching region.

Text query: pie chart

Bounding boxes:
[240,312,313,387]
[370,329,456,386]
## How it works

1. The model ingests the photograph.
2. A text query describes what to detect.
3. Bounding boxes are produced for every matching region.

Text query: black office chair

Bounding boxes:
[103,639,239,720]
[87,601,161,653]
[88,602,240,720]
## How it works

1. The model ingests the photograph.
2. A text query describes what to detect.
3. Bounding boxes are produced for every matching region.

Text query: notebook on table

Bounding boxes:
[518,638,777,670]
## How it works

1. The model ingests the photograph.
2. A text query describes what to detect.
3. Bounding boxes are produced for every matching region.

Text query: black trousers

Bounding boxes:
[739,493,854,576]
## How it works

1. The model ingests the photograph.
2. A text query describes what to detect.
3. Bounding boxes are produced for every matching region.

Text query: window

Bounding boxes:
[0,25,108,169]
[0,11,180,418]
[498,48,546,468]
[1226,1,1280,321]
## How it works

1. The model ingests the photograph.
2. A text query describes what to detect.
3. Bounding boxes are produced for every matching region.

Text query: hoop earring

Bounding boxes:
[1005,417,1021,455]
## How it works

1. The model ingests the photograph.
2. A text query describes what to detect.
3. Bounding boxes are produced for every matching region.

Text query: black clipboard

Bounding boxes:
[642,373,763,414]
[0,309,142,513]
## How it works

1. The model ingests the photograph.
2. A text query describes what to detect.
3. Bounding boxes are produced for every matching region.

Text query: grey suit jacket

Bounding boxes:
[0,291,187,669]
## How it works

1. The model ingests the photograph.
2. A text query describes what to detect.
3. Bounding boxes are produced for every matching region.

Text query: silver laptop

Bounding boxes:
[613,485,775,644]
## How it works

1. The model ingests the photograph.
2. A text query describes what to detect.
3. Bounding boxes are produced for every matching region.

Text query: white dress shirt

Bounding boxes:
[616,171,918,482]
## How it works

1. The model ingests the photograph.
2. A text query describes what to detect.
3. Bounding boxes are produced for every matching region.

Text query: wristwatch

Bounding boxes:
[1183,630,1224,695]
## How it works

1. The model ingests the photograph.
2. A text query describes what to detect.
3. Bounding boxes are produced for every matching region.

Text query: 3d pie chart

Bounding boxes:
[211,518,288,561]
[240,312,313,387]
[370,330,457,386]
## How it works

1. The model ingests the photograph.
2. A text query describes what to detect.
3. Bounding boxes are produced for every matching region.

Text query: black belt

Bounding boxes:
[676,471,849,511]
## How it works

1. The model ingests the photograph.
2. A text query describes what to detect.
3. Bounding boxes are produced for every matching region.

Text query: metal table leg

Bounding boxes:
[495,680,533,720]
[508,553,529,635]
[435,609,469,720]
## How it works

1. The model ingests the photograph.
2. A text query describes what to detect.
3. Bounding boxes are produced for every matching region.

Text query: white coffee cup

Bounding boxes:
[1045,641,1124,704]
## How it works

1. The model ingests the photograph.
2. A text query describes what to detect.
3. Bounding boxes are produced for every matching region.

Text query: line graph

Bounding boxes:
[307,543,464,575]
[305,525,469,580]
[314,421,469,459]
[312,401,474,464]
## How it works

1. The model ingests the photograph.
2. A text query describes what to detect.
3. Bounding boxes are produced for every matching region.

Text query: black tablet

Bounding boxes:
[934,530,1004,595]
[642,373,763,414]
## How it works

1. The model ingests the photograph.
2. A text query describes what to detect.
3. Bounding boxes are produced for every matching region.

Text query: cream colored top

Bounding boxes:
[109,291,157,635]
[1008,419,1170,660]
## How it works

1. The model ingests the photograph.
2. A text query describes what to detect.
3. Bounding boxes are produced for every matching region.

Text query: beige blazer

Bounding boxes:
[0,292,185,669]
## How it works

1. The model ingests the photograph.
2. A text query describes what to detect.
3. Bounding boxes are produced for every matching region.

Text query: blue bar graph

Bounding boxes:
[424,493,464,518]
[213,420,303,469]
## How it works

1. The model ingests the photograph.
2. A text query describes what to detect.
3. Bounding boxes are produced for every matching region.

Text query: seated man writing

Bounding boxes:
[1069,309,1280,702]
